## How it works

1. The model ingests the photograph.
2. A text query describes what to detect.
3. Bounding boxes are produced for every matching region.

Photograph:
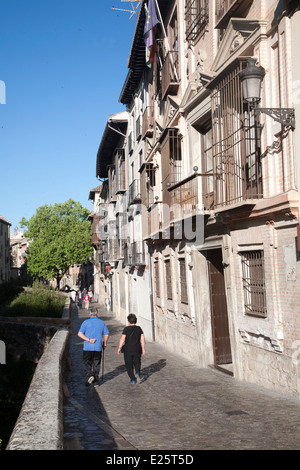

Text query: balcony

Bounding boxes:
[212,154,263,209]
[99,241,108,263]
[91,215,100,247]
[215,0,252,29]
[123,241,145,266]
[131,241,145,266]
[185,0,209,42]
[98,203,109,219]
[108,238,118,262]
[161,51,180,101]
[128,132,133,154]
[210,60,263,210]
[136,116,142,141]
[168,173,214,223]
[116,149,126,193]
[128,179,141,205]
[142,106,154,139]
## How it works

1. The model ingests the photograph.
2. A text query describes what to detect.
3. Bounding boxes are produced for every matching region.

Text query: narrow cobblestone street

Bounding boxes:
[63,302,300,452]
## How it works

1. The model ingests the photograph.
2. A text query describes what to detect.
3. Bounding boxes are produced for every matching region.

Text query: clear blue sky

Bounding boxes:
[0,0,139,232]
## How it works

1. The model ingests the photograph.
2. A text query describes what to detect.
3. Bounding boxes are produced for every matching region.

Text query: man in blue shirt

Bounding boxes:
[78,307,109,386]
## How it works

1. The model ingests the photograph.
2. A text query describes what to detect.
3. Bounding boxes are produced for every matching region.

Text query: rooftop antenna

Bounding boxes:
[112,0,142,20]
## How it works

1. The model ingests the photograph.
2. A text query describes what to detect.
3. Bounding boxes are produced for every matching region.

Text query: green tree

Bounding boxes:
[20,199,93,288]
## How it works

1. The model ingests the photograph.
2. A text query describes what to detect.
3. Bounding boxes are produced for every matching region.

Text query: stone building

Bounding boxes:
[10,232,28,280]
[93,0,300,397]
[95,111,155,339]
[0,215,11,283]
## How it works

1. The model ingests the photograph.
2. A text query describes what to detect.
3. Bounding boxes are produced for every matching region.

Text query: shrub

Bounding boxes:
[0,281,65,318]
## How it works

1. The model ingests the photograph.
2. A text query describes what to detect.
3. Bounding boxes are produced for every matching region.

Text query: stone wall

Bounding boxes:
[3,297,71,450]
[239,343,300,398]
[6,328,69,450]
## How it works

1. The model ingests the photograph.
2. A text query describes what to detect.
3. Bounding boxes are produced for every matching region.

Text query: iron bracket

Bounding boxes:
[254,108,295,129]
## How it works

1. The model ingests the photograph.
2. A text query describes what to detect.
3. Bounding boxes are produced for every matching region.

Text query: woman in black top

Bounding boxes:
[117,314,145,384]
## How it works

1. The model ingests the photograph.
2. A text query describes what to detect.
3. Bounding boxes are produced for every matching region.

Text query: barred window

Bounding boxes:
[185,0,209,42]
[161,128,182,186]
[116,149,126,193]
[211,61,263,207]
[179,258,188,304]
[241,251,267,317]
[154,260,160,298]
[165,259,173,300]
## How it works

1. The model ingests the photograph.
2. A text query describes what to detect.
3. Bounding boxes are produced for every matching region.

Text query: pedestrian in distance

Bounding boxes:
[117,313,145,384]
[78,307,109,386]
[78,290,82,308]
[83,292,90,310]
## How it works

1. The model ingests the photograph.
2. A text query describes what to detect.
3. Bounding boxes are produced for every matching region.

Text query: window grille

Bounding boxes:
[202,128,214,210]
[161,129,182,209]
[161,129,182,186]
[116,149,126,193]
[241,250,267,317]
[179,258,188,304]
[108,165,117,201]
[154,260,160,298]
[165,259,173,300]
[211,61,263,207]
[185,0,209,42]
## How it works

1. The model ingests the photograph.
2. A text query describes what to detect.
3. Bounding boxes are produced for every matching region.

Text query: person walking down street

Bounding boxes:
[78,290,82,308]
[88,288,93,304]
[117,313,145,384]
[83,292,90,310]
[78,307,109,386]
[71,290,76,303]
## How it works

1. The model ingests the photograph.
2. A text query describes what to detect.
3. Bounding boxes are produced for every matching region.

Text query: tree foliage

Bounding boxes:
[20,199,93,287]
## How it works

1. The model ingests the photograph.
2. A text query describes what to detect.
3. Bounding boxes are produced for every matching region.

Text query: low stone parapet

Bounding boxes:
[6,328,69,450]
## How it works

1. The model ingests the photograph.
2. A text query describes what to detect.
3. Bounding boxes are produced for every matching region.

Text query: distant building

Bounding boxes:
[0,216,11,283]
[10,232,28,280]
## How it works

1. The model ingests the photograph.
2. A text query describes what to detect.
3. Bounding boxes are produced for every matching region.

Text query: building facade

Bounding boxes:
[0,216,11,283]
[94,0,300,397]
[94,111,155,340]
[10,232,29,280]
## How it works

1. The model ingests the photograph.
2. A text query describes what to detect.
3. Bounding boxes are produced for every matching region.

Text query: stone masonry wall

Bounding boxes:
[6,328,69,450]
[3,297,71,450]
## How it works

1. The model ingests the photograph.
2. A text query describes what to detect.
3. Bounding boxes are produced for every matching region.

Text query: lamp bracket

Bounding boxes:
[254,108,295,129]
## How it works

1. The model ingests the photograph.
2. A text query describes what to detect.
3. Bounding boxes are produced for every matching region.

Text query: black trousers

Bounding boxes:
[83,350,102,381]
[124,352,141,381]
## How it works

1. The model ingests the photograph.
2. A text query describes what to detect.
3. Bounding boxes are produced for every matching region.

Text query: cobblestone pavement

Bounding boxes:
[63,302,300,451]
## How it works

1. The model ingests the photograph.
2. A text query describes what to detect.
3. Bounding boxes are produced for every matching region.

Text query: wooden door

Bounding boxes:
[207,249,232,365]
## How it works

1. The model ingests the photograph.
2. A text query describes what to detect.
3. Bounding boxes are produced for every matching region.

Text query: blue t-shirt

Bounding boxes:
[79,317,109,351]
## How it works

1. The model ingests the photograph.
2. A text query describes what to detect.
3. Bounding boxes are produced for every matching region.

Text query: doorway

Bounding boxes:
[207,249,232,367]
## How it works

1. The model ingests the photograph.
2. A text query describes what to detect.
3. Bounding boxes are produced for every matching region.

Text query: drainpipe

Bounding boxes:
[146,173,155,341]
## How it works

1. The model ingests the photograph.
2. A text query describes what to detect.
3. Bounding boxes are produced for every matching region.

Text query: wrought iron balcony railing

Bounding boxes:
[142,106,154,139]
[128,179,141,205]
[161,51,180,100]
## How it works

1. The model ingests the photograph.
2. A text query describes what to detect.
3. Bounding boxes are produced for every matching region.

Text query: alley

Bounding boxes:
[63,302,300,452]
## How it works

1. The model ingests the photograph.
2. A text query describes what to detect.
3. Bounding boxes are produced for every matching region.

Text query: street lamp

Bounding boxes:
[240,58,295,129]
